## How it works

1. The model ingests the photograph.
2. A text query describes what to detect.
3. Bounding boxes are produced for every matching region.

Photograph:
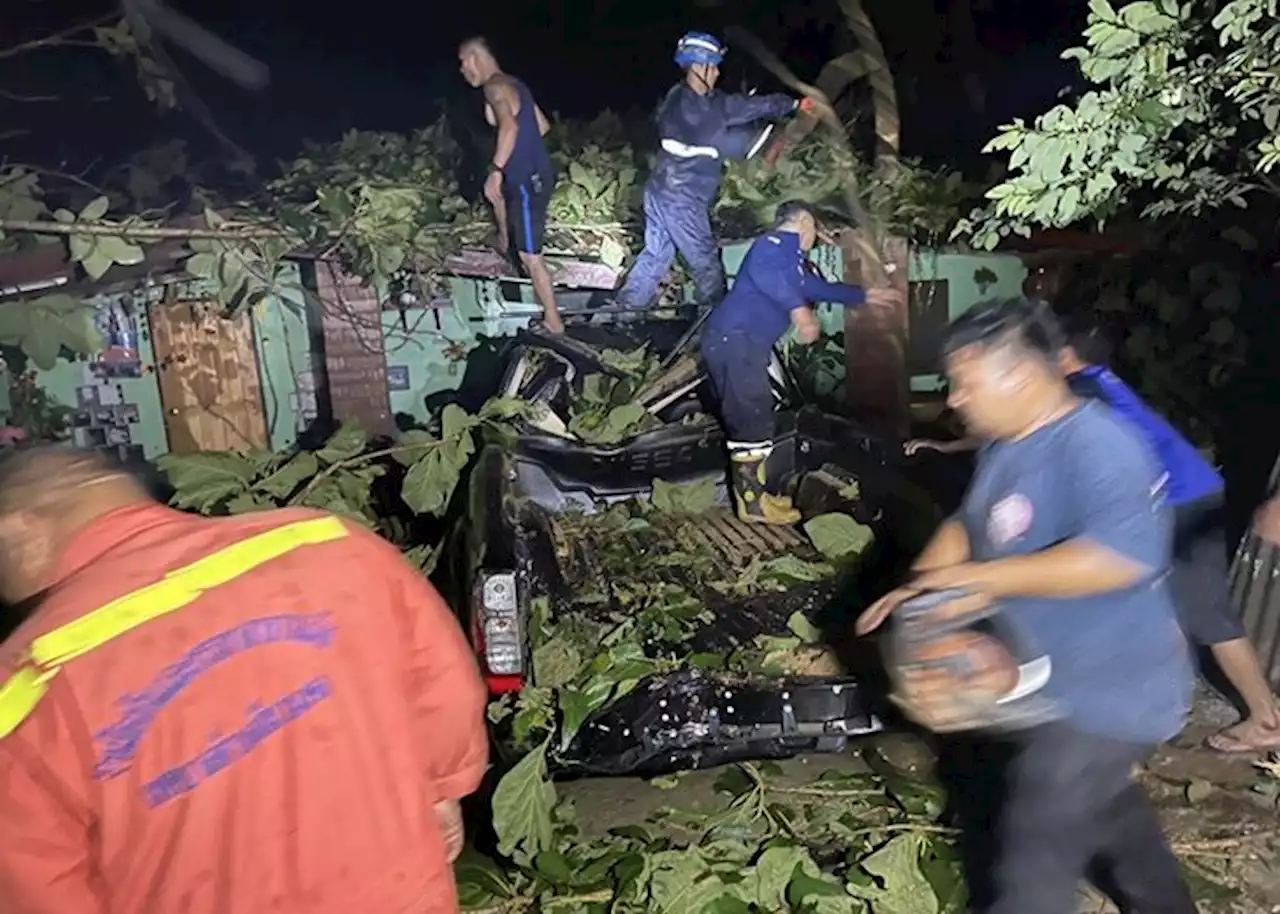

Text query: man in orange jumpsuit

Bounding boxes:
[0,445,489,914]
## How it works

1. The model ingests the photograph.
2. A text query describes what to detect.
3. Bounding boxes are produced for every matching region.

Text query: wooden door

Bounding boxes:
[150,299,269,454]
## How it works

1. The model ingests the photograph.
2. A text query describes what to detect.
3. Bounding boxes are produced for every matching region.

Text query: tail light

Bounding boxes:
[474,572,523,677]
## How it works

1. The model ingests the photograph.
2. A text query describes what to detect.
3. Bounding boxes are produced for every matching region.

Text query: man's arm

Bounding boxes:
[799,270,866,307]
[484,78,520,170]
[0,687,105,914]
[721,92,797,127]
[912,518,971,571]
[534,104,550,137]
[916,423,1164,599]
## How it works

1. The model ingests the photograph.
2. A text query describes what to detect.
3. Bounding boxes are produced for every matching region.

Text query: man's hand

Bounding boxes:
[483,170,503,207]
[904,439,948,457]
[434,800,464,863]
[911,562,1008,598]
[855,585,918,635]
[798,95,836,124]
[796,319,821,344]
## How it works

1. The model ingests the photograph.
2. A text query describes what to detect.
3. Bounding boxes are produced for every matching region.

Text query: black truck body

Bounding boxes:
[437,327,934,777]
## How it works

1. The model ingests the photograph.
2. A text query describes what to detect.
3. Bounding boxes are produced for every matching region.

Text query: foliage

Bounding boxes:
[489,494,872,758]
[720,130,972,244]
[1057,255,1245,448]
[464,758,963,913]
[565,346,665,445]
[4,369,72,442]
[0,292,104,370]
[957,0,1280,248]
[155,396,530,568]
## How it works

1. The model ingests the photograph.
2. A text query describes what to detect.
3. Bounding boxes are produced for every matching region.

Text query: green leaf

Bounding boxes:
[599,236,628,268]
[804,513,875,562]
[651,476,717,514]
[786,611,823,643]
[157,452,256,513]
[255,452,319,500]
[79,195,110,221]
[453,849,513,906]
[558,686,594,752]
[531,637,583,689]
[491,739,556,863]
[759,554,832,583]
[534,849,575,885]
[185,251,219,278]
[753,846,813,910]
[22,316,63,370]
[401,446,465,516]
[97,235,146,267]
[441,402,479,440]
[788,868,859,910]
[849,835,939,914]
[316,420,366,464]
[479,395,529,420]
[648,850,729,913]
[80,247,115,281]
[393,429,436,466]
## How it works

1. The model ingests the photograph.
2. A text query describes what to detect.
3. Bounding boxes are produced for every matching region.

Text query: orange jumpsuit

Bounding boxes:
[0,503,488,914]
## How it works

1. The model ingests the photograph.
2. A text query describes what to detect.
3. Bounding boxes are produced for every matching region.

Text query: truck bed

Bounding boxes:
[546,505,839,654]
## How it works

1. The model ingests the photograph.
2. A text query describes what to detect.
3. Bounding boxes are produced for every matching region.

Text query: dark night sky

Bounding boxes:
[3,0,1086,179]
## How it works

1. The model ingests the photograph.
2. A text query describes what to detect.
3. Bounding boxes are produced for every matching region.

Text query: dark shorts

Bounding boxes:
[1170,493,1244,646]
[700,328,775,443]
[503,171,552,256]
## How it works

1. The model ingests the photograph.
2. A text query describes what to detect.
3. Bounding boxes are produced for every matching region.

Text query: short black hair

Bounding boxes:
[773,199,817,228]
[941,296,1064,363]
[459,36,493,54]
[1056,308,1114,365]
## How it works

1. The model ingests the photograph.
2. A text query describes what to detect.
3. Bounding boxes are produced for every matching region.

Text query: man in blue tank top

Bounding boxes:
[614,32,816,312]
[459,37,563,333]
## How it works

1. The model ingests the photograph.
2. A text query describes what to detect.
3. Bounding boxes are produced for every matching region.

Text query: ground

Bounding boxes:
[560,684,1280,913]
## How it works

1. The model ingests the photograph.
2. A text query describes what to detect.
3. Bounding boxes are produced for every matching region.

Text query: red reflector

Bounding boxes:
[485,674,524,695]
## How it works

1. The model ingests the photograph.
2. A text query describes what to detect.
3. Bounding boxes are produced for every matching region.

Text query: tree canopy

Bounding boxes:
[957,0,1280,249]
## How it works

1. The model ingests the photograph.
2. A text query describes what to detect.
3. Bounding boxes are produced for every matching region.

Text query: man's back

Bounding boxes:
[0,503,487,914]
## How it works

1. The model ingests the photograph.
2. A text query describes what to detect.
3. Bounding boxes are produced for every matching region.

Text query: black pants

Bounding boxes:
[1170,492,1244,646]
[985,722,1195,914]
[701,328,774,443]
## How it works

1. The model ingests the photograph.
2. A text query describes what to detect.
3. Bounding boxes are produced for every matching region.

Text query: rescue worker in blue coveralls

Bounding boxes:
[614,32,821,313]
[702,200,900,524]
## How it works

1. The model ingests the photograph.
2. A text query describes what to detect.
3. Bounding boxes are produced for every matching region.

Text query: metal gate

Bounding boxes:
[1228,457,1280,686]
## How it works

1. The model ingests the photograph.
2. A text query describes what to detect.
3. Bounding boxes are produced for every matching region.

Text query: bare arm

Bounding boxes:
[484,78,520,170]
[535,104,550,137]
[911,518,971,571]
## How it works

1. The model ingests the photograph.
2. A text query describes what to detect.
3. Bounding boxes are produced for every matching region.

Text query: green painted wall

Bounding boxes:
[33,287,168,459]
[907,250,1027,392]
[248,264,320,451]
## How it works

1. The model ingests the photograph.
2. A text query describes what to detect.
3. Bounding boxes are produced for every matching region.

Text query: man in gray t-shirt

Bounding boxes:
[857,298,1195,914]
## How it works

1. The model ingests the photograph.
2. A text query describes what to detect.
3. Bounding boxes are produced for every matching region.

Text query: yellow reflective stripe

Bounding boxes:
[31,516,348,668]
[0,515,348,739]
[0,665,51,739]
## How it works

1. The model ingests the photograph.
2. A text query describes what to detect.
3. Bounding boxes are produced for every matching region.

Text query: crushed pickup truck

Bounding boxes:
[437,326,940,777]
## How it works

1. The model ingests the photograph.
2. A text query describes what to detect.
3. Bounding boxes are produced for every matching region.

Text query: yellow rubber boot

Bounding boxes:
[729,442,801,526]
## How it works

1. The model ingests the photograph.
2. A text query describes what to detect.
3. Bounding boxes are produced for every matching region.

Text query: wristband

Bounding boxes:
[488,162,505,175]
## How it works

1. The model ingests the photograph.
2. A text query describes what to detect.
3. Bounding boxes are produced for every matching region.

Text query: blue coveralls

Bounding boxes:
[615,84,797,310]
[701,230,866,443]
